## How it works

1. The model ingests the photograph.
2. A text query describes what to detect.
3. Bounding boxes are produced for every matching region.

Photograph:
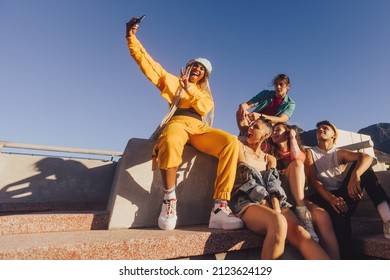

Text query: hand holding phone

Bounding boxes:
[128,15,145,28]
[126,15,145,36]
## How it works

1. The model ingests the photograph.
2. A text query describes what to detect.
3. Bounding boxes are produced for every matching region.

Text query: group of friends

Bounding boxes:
[126,18,390,260]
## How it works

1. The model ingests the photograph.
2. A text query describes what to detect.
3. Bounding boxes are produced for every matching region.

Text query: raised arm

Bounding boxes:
[126,18,170,91]
[289,129,305,162]
[236,102,255,135]
[250,112,290,124]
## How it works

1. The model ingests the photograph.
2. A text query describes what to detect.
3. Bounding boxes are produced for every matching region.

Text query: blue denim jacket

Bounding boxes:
[230,162,291,215]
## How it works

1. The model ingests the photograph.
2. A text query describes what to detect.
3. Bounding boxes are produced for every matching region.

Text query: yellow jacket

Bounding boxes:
[127,35,214,116]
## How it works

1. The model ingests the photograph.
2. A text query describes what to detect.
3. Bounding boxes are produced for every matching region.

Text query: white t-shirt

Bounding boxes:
[308,146,348,191]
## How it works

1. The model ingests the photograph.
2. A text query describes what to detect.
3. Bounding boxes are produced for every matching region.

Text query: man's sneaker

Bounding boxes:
[294,206,319,243]
[158,198,177,230]
[209,203,244,230]
[384,220,390,239]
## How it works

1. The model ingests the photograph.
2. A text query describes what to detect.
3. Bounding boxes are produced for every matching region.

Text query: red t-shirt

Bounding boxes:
[262,96,284,116]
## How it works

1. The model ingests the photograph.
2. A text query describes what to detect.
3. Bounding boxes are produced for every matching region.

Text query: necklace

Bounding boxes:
[244,141,263,159]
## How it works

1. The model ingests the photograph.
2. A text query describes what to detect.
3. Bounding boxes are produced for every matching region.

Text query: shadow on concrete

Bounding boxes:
[202,229,263,259]
[0,157,116,212]
[108,138,216,229]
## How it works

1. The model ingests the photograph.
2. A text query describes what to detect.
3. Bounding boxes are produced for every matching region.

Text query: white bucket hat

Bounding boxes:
[186,57,212,74]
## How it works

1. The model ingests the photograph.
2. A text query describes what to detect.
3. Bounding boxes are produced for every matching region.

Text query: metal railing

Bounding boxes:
[0,141,122,161]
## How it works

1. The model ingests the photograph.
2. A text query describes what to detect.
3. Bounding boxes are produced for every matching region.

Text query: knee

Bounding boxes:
[289,160,304,170]
[220,134,239,154]
[295,160,304,169]
[159,133,185,152]
[291,225,312,246]
[311,207,332,227]
[161,134,178,147]
[268,213,288,240]
[158,135,185,163]
[225,133,239,147]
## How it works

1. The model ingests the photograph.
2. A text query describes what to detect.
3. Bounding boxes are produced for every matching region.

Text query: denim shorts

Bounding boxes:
[229,191,259,218]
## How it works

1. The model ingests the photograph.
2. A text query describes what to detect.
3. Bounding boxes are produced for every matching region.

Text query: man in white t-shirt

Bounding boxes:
[305,120,390,259]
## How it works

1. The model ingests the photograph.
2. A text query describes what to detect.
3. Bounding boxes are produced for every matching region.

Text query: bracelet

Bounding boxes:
[185,86,192,91]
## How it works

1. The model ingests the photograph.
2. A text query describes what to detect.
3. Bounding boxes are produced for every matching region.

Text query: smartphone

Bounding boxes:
[128,15,145,28]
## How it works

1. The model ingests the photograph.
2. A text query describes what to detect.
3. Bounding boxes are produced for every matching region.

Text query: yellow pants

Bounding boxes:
[157,116,239,201]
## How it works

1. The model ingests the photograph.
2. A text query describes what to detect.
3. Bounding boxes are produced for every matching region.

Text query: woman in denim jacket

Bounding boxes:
[229,118,329,260]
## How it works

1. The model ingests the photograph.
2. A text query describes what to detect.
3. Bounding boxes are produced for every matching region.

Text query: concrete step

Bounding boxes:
[0,211,109,235]
[0,215,387,260]
[0,204,386,259]
[0,201,107,213]
[1,208,377,235]
[0,225,264,260]
[351,216,390,259]
[353,233,390,259]
[351,216,383,236]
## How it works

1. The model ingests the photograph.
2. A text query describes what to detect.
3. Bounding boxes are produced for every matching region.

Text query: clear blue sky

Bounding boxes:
[1,0,389,152]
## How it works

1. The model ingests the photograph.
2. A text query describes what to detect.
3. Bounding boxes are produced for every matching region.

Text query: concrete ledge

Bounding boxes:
[0,211,109,235]
[351,217,382,235]
[0,218,387,260]
[353,234,390,259]
[351,217,390,259]
[0,201,106,213]
[107,138,217,229]
[0,154,116,212]
[0,225,263,260]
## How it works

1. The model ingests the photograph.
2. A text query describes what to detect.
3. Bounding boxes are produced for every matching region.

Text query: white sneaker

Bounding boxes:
[209,203,244,230]
[295,206,319,242]
[384,220,390,239]
[158,198,177,230]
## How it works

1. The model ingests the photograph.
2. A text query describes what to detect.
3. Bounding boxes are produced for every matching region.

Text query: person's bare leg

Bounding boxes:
[160,167,178,190]
[242,205,287,260]
[282,208,329,260]
[285,160,306,206]
[307,200,340,259]
[285,161,319,241]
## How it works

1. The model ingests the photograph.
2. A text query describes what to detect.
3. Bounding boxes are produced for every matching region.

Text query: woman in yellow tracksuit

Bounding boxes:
[126,18,243,230]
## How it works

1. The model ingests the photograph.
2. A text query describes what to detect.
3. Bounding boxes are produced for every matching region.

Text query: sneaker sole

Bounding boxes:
[158,218,177,230]
[384,233,390,239]
[209,221,244,230]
